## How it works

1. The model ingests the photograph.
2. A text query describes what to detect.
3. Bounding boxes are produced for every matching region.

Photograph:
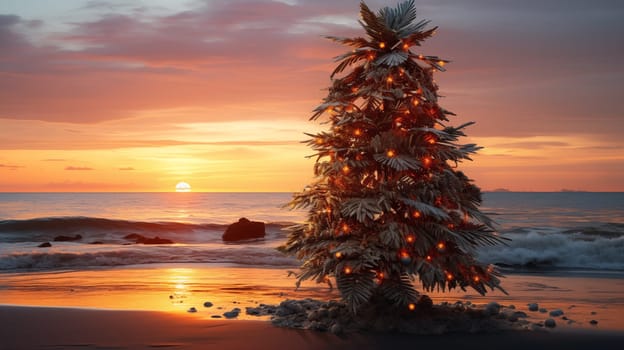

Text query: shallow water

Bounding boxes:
[0,264,622,330]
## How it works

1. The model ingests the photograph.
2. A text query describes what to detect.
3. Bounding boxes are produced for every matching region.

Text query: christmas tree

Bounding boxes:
[281,0,507,313]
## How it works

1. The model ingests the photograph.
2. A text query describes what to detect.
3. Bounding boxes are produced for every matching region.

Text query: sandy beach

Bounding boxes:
[1,265,623,349]
[1,305,623,350]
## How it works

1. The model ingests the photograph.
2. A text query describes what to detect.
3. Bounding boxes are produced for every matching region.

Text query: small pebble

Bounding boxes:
[539,308,548,313]
[590,320,598,325]
[484,302,501,316]
[549,309,564,317]
[211,315,222,319]
[508,304,515,309]
[590,311,597,315]
[203,301,213,308]
[528,303,539,311]
[187,307,197,313]
[544,318,556,328]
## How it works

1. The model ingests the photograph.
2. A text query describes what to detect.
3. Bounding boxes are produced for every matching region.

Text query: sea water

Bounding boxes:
[0,192,622,272]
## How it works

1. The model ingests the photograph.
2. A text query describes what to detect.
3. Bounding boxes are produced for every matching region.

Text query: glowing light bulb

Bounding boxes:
[473,276,480,283]
[351,87,359,93]
[446,273,454,281]
[422,156,432,167]
[418,54,424,59]
[386,149,396,158]
[427,137,436,145]
[342,165,350,174]
[386,76,393,83]
[343,266,352,274]
[426,255,432,262]
[438,60,445,66]
[408,303,416,311]
[394,117,402,127]
[406,235,415,243]
[379,42,386,49]
[437,242,446,250]
[403,43,409,50]
[335,252,342,258]
[354,128,362,136]
[377,271,385,279]
[413,211,421,218]
[315,138,323,145]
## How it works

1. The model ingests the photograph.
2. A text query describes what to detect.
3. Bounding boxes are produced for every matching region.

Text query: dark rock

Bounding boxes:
[38,242,52,248]
[539,308,548,313]
[188,307,197,313]
[549,309,564,317]
[484,302,501,316]
[53,234,82,242]
[124,233,173,244]
[513,311,528,318]
[528,303,539,311]
[330,323,343,334]
[590,320,598,325]
[222,217,265,241]
[416,295,433,311]
[224,308,241,319]
[90,241,103,245]
[211,315,222,318]
[203,301,213,308]
[544,318,556,328]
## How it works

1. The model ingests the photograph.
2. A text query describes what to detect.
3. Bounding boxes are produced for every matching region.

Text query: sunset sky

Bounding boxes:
[1,0,623,192]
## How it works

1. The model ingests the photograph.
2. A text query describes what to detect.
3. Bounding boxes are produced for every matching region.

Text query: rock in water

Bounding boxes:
[123,233,173,244]
[223,308,241,319]
[53,234,82,242]
[528,303,539,311]
[222,218,265,241]
[38,242,52,248]
[203,301,213,308]
[188,307,197,313]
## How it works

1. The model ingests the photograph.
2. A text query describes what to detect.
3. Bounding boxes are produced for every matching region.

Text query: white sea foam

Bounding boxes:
[478,229,624,270]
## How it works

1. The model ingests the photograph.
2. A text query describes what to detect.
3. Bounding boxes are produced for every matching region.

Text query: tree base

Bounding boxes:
[245,297,539,335]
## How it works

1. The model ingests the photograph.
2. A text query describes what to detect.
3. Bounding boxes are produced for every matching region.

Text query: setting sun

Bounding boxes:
[175,182,191,192]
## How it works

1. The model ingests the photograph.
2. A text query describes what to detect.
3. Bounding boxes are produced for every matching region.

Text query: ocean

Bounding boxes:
[0,192,623,273]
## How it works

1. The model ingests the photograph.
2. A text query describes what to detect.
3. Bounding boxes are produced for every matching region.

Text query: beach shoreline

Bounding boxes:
[1,305,623,350]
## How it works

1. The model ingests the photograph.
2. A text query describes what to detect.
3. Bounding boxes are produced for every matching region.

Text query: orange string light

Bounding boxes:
[422,156,432,167]
[379,42,386,49]
[354,128,362,136]
[341,165,350,174]
[413,211,421,218]
[408,303,416,311]
[437,242,445,250]
[386,149,396,158]
[406,235,415,243]
[344,266,352,274]
[426,255,432,262]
